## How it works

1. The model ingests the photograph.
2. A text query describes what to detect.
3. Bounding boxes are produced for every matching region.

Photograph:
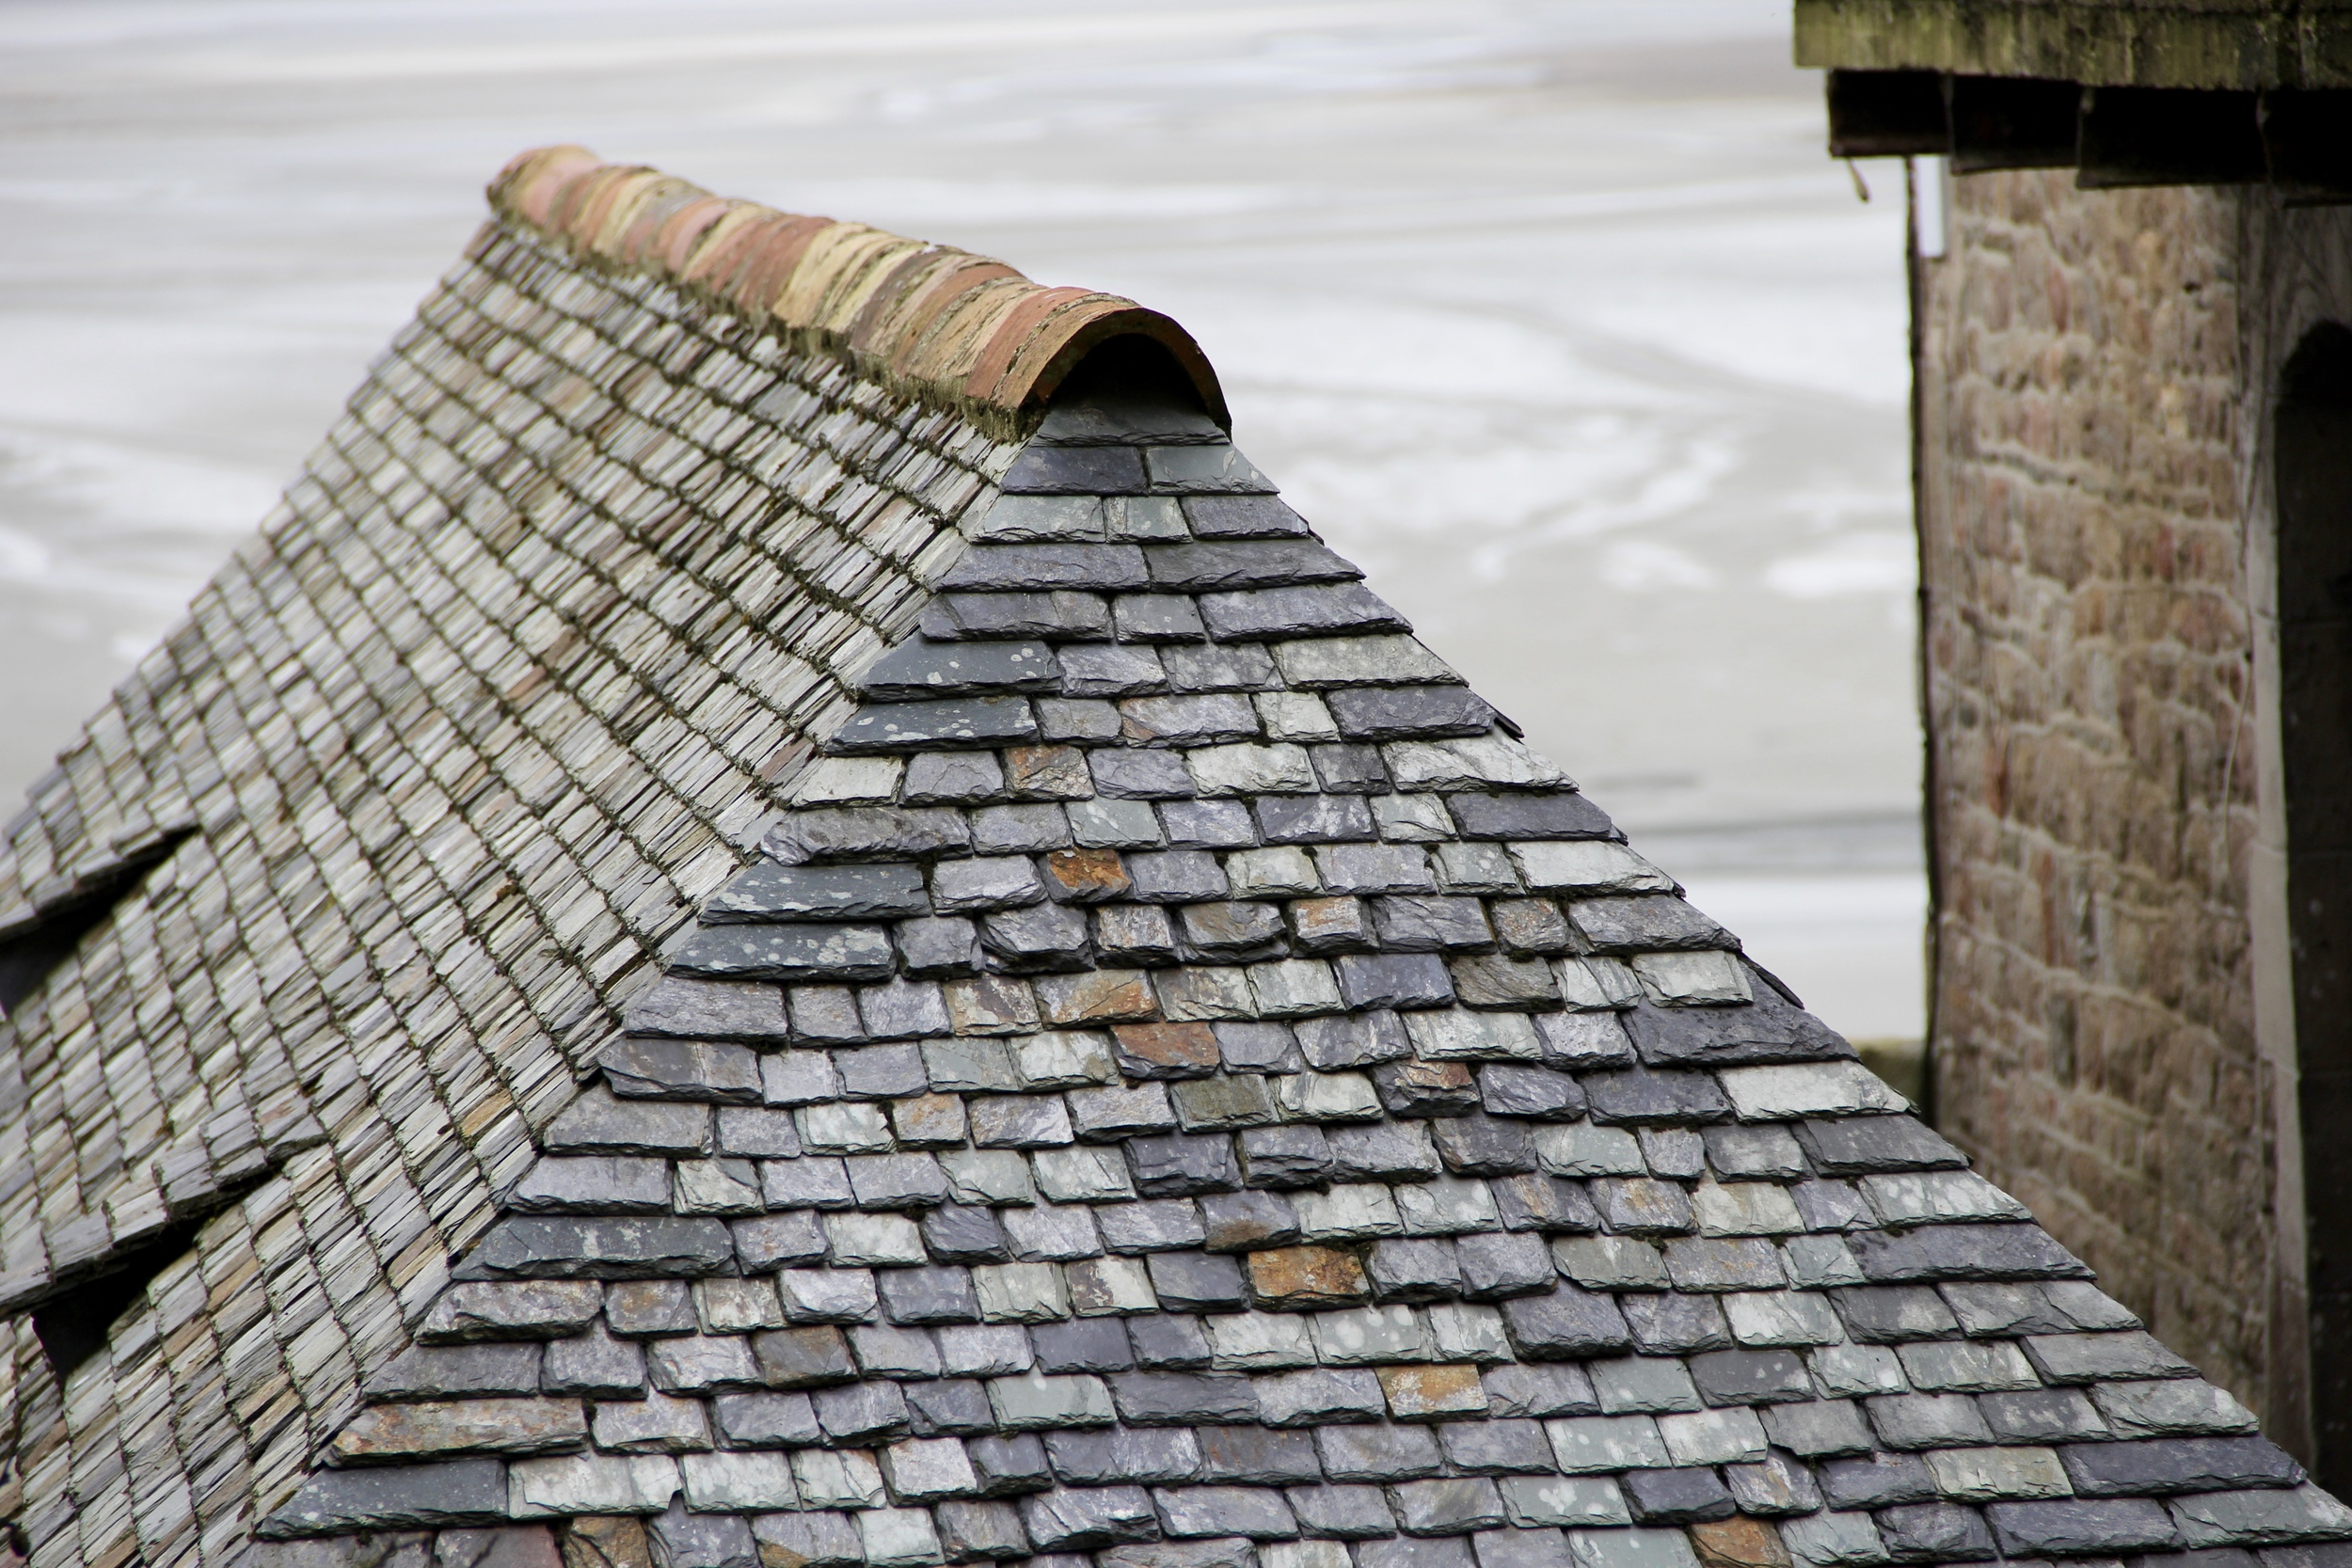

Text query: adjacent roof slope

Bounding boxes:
[0,150,2342,1568]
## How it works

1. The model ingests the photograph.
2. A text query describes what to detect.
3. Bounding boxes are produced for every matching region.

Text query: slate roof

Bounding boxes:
[0,147,2344,1568]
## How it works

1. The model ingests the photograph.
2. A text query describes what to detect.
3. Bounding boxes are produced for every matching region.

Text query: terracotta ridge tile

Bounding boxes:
[726,214,839,319]
[854,253,1021,365]
[961,283,1098,400]
[771,223,912,330]
[651,195,736,276]
[484,144,1229,438]
[892,274,1036,388]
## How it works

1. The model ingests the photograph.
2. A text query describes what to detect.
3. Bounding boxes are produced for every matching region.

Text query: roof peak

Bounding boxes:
[487,146,1229,442]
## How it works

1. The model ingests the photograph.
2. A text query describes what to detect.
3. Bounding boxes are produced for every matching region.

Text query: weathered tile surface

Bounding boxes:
[0,149,2334,1568]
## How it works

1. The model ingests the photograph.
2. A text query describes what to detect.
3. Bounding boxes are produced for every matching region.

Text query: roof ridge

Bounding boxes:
[487,147,1229,443]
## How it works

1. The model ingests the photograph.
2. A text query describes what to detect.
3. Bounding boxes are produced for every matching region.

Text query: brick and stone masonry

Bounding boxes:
[1914,167,2352,1449]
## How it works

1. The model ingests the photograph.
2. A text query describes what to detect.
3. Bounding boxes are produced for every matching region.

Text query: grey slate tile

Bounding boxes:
[1047,1427,1200,1484]
[879,1265,980,1324]
[712,1390,822,1447]
[1182,496,1310,538]
[1848,1222,2092,1282]
[1369,1239,1462,1304]
[1876,1501,1997,1563]
[1498,1285,1631,1359]
[861,637,1060,698]
[1336,953,1455,1009]
[1146,1250,1249,1311]
[1093,749,1198,800]
[462,1215,737,1279]
[2023,1330,2201,1383]
[1820,1452,1939,1510]
[362,1343,544,1402]
[970,1433,1056,1496]
[945,544,1152,592]
[1623,990,1848,1068]
[1146,540,1359,591]
[1987,1499,2182,1557]
[599,1037,765,1102]
[1256,1368,1386,1427]
[1154,1484,1299,1540]
[1199,1425,1324,1484]
[1622,1293,1730,1354]
[667,923,897,985]
[923,590,1112,642]
[260,1462,509,1537]
[1438,1419,1554,1475]
[1982,1387,2110,1442]
[1374,1058,1480,1117]
[767,804,974,861]
[1761,1398,1877,1457]
[1017,1485,1160,1550]
[1329,1119,1442,1180]
[1477,1066,1586,1121]
[1311,743,1391,793]
[1200,1189,1302,1251]
[1108,1371,1259,1426]
[1581,1068,1732,1125]
[649,1501,757,1568]
[1160,799,1259,847]
[1001,445,1147,497]
[1200,583,1409,641]
[1298,1010,1414,1069]
[1620,1466,1735,1525]
[1116,594,1210,641]
[1128,1313,1215,1370]
[1163,641,1280,692]
[1454,1230,1554,1299]
[622,974,795,1042]
[933,1499,1030,1560]
[1291,1484,1406,1539]
[2061,1437,2303,1497]
[1257,793,1379,845]
[1795,1114,1970,1174]
[1394,1476,1507,1534]
[1480,1362,1599,1418]
[831,696,1041,753]
[1374,895,1496,953]
[1490,1172,1601,1235]
[705,861,932,922]
[1147,445,1277,495]
[1033,1317,1136,1373]
[1127,1133,1242,1196]
[1059,644,1173,697]
[1445,792,1615,841]
[1829,1284,1963,1343]
[1313,1423,1444,1481]
[1566,895,1731,954]
[1433,1116,1538,1176]
[1687,1346,1813,1404]
[1865,1392,1995,1449]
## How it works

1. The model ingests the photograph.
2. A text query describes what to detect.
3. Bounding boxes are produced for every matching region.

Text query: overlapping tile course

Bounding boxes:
[0,150,2343,1568]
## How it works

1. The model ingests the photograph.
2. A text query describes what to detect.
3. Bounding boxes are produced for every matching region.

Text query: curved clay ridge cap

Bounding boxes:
[489,145,1229,438]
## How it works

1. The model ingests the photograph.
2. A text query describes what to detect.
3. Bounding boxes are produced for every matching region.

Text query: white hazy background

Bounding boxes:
[0,0,1928,1040]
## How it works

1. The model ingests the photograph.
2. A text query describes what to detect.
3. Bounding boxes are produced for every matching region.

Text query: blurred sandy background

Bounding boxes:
[0,0,1923,1039]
